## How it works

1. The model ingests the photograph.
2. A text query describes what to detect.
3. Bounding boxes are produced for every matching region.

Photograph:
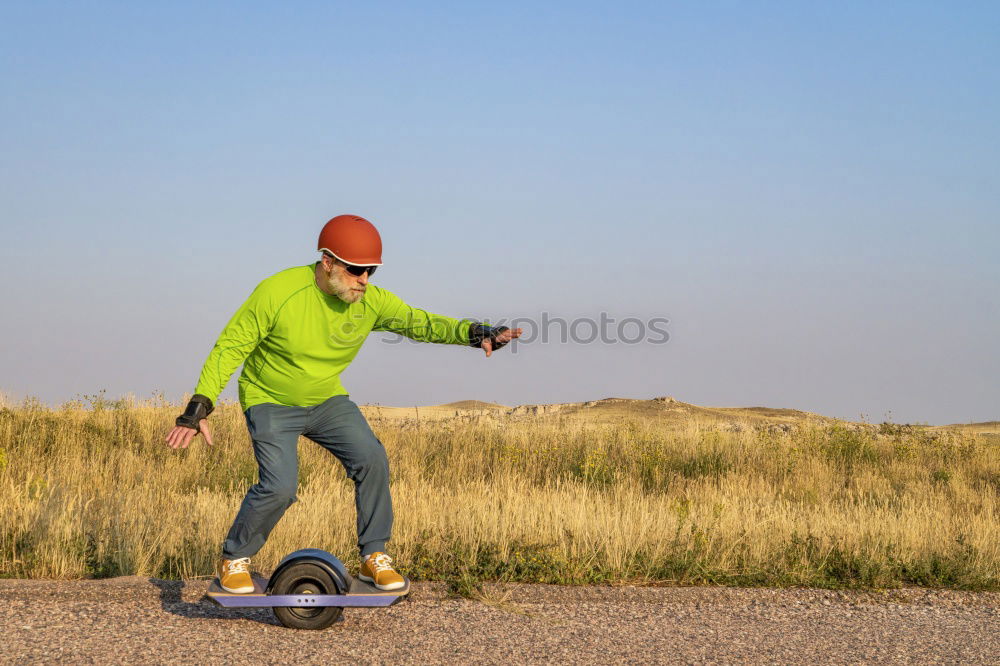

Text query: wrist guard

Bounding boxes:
[468,323,512,351]
[175,394,214,431]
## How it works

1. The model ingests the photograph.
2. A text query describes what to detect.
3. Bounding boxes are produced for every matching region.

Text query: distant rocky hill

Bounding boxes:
[439,400,508,411]
[361,397,1000,434]
[360,396,845,431]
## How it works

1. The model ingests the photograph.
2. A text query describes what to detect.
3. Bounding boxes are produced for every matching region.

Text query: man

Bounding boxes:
[164,214,520,593]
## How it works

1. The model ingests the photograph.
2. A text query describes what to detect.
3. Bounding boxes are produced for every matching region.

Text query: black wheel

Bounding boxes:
[269,561,344,630]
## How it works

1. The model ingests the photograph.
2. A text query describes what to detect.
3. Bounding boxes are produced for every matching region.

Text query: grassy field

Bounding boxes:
[1,394,997,592]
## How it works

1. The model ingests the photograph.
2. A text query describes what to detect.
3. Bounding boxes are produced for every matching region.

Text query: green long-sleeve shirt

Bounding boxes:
[193,263,472,409]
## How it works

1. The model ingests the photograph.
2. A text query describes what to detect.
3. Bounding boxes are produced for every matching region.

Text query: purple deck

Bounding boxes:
[206,575,410,608]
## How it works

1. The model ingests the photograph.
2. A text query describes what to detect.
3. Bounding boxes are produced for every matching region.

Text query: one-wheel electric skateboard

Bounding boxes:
[206,548,410,629]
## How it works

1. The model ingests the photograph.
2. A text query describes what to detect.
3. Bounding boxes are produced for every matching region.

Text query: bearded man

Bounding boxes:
[165,214,520,593]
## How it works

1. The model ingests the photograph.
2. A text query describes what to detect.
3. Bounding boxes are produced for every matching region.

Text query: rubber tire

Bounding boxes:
[269,561,344,630]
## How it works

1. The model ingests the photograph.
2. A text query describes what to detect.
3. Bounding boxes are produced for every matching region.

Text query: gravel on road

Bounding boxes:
[1,578,997,664]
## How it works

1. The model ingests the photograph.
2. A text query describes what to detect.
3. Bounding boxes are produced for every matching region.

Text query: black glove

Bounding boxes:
[468,323,512,352]
[175,394,214,432]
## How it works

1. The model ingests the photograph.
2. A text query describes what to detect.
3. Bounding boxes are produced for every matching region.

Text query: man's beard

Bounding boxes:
[323,270,365,303]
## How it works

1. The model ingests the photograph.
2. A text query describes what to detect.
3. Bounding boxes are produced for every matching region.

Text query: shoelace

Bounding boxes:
[226,557,251,575]
[369,553,394,573]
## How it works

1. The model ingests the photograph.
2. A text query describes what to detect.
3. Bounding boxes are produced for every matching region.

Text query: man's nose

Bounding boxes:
[357,272,369,285]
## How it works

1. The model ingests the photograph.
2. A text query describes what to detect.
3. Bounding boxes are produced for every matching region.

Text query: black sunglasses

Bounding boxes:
[323,252,378,277]
[343,263,377,277]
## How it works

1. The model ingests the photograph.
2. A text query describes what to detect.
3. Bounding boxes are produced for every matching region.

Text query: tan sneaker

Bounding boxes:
[216,557,255,594]
[359,552,405,591]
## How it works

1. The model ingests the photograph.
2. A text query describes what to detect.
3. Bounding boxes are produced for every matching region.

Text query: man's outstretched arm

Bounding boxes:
[370,286,521,356]
[165,283,276,449]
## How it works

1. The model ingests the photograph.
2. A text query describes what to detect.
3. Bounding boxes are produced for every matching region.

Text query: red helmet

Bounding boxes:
[317,215,383,265]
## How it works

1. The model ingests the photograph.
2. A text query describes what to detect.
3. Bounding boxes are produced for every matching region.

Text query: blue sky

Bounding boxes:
[2,1,997,423]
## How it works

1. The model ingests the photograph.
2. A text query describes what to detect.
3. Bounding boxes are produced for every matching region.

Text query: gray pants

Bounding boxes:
[222,395,392,559]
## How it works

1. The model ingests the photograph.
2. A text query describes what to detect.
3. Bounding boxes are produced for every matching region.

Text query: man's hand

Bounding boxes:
[166,394,216,449]
[165,420,213,449]
[481,327,522,357]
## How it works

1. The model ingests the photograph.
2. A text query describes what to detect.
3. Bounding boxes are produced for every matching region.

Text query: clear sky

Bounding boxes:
[2,1,997,424]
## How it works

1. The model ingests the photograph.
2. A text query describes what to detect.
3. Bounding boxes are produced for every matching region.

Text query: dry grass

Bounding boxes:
[1,394,997,591]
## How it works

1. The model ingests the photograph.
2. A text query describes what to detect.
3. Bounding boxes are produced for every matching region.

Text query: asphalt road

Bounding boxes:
[1,578,997,664]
